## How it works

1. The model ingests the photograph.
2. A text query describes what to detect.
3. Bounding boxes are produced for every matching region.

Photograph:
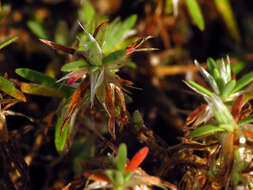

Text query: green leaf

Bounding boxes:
[238,114,253,125]
[211,95,235,129]
[213,68,220,83]
[219,124,234,131]
[190,125,225,138]
[0,36,18,50]
[116,143,127,173]
[115,106,121,117]
[232,71,253,93]
[95,22,108,47]
[61,59,89,72]
[78,22,97,45]
[115,171,124,186]
[78,27,103,66]
[232,61,245,76]
[27,20,48,39]
[218,58,231,84]
[216,78,225,94]
[86,41,103,66]
[20,82,66,98]
[103,50,126,65]
[102,15,137,55]
[55,21,68,45]
[16,68,59,88]
[185,0,205,31]
[186,80,213,96]
[232,173,241,185]
[207,57,216,76]
[214,0,240,42]
[124,172,132,182]
[78,0,95,24]
[126,61,136,69]
[0,76,26,102]
[221,80,236,97]
[55,101,69,152]
[114,36,139,52]
[16,68,73,96]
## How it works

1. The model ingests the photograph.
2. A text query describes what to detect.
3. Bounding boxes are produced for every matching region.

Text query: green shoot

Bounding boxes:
[0,36,18,50]
[185,0,205,31]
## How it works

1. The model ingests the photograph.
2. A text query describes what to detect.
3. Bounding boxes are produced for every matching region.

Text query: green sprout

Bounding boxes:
[0,36,19,50]
[185,57,242,137]
[186,57,253,188]
[84,143,175,190]
[185,57,253,136]
[0,36,27,102]
[186,57,253,102]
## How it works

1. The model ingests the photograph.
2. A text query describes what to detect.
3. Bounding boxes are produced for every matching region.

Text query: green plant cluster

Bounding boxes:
[186,57,253,188]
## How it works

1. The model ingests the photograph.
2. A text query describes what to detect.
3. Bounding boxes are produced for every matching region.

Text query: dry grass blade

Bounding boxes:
[0,114,8,142]
[186,104,207,126]
[40,39,76,54]
[61,78,89,135]
[105,84,116,139]
[0,98,19,106]
[238,102,252,121]
[83,171,111,182]
[153,64,200,77]
[114,85,127,113]
[93,20,109,38]
[134,168,178,190]
[117,77,134,87]
[231,94,245,122]
[114,85,128,127]
[131,35,153,49]
[126,35,154,55]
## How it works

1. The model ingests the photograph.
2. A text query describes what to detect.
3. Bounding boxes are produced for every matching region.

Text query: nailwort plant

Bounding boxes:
[186,57,253,188]
[15,14,154,153]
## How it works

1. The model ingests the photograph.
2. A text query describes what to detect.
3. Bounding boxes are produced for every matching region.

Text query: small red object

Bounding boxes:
[125,146,149,173]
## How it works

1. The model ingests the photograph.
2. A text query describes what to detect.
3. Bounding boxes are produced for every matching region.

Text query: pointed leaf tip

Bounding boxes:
[125,146,149,173]
[39,39,76,54]
[0,76,26,102]
[116,143,127,173]
[0,36,19,50]
[186,0,205,31]
[189,125,225,138]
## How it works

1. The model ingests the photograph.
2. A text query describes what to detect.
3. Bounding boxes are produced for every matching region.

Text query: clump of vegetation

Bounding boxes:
[185,57,253,189]
[16,14,154,153]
